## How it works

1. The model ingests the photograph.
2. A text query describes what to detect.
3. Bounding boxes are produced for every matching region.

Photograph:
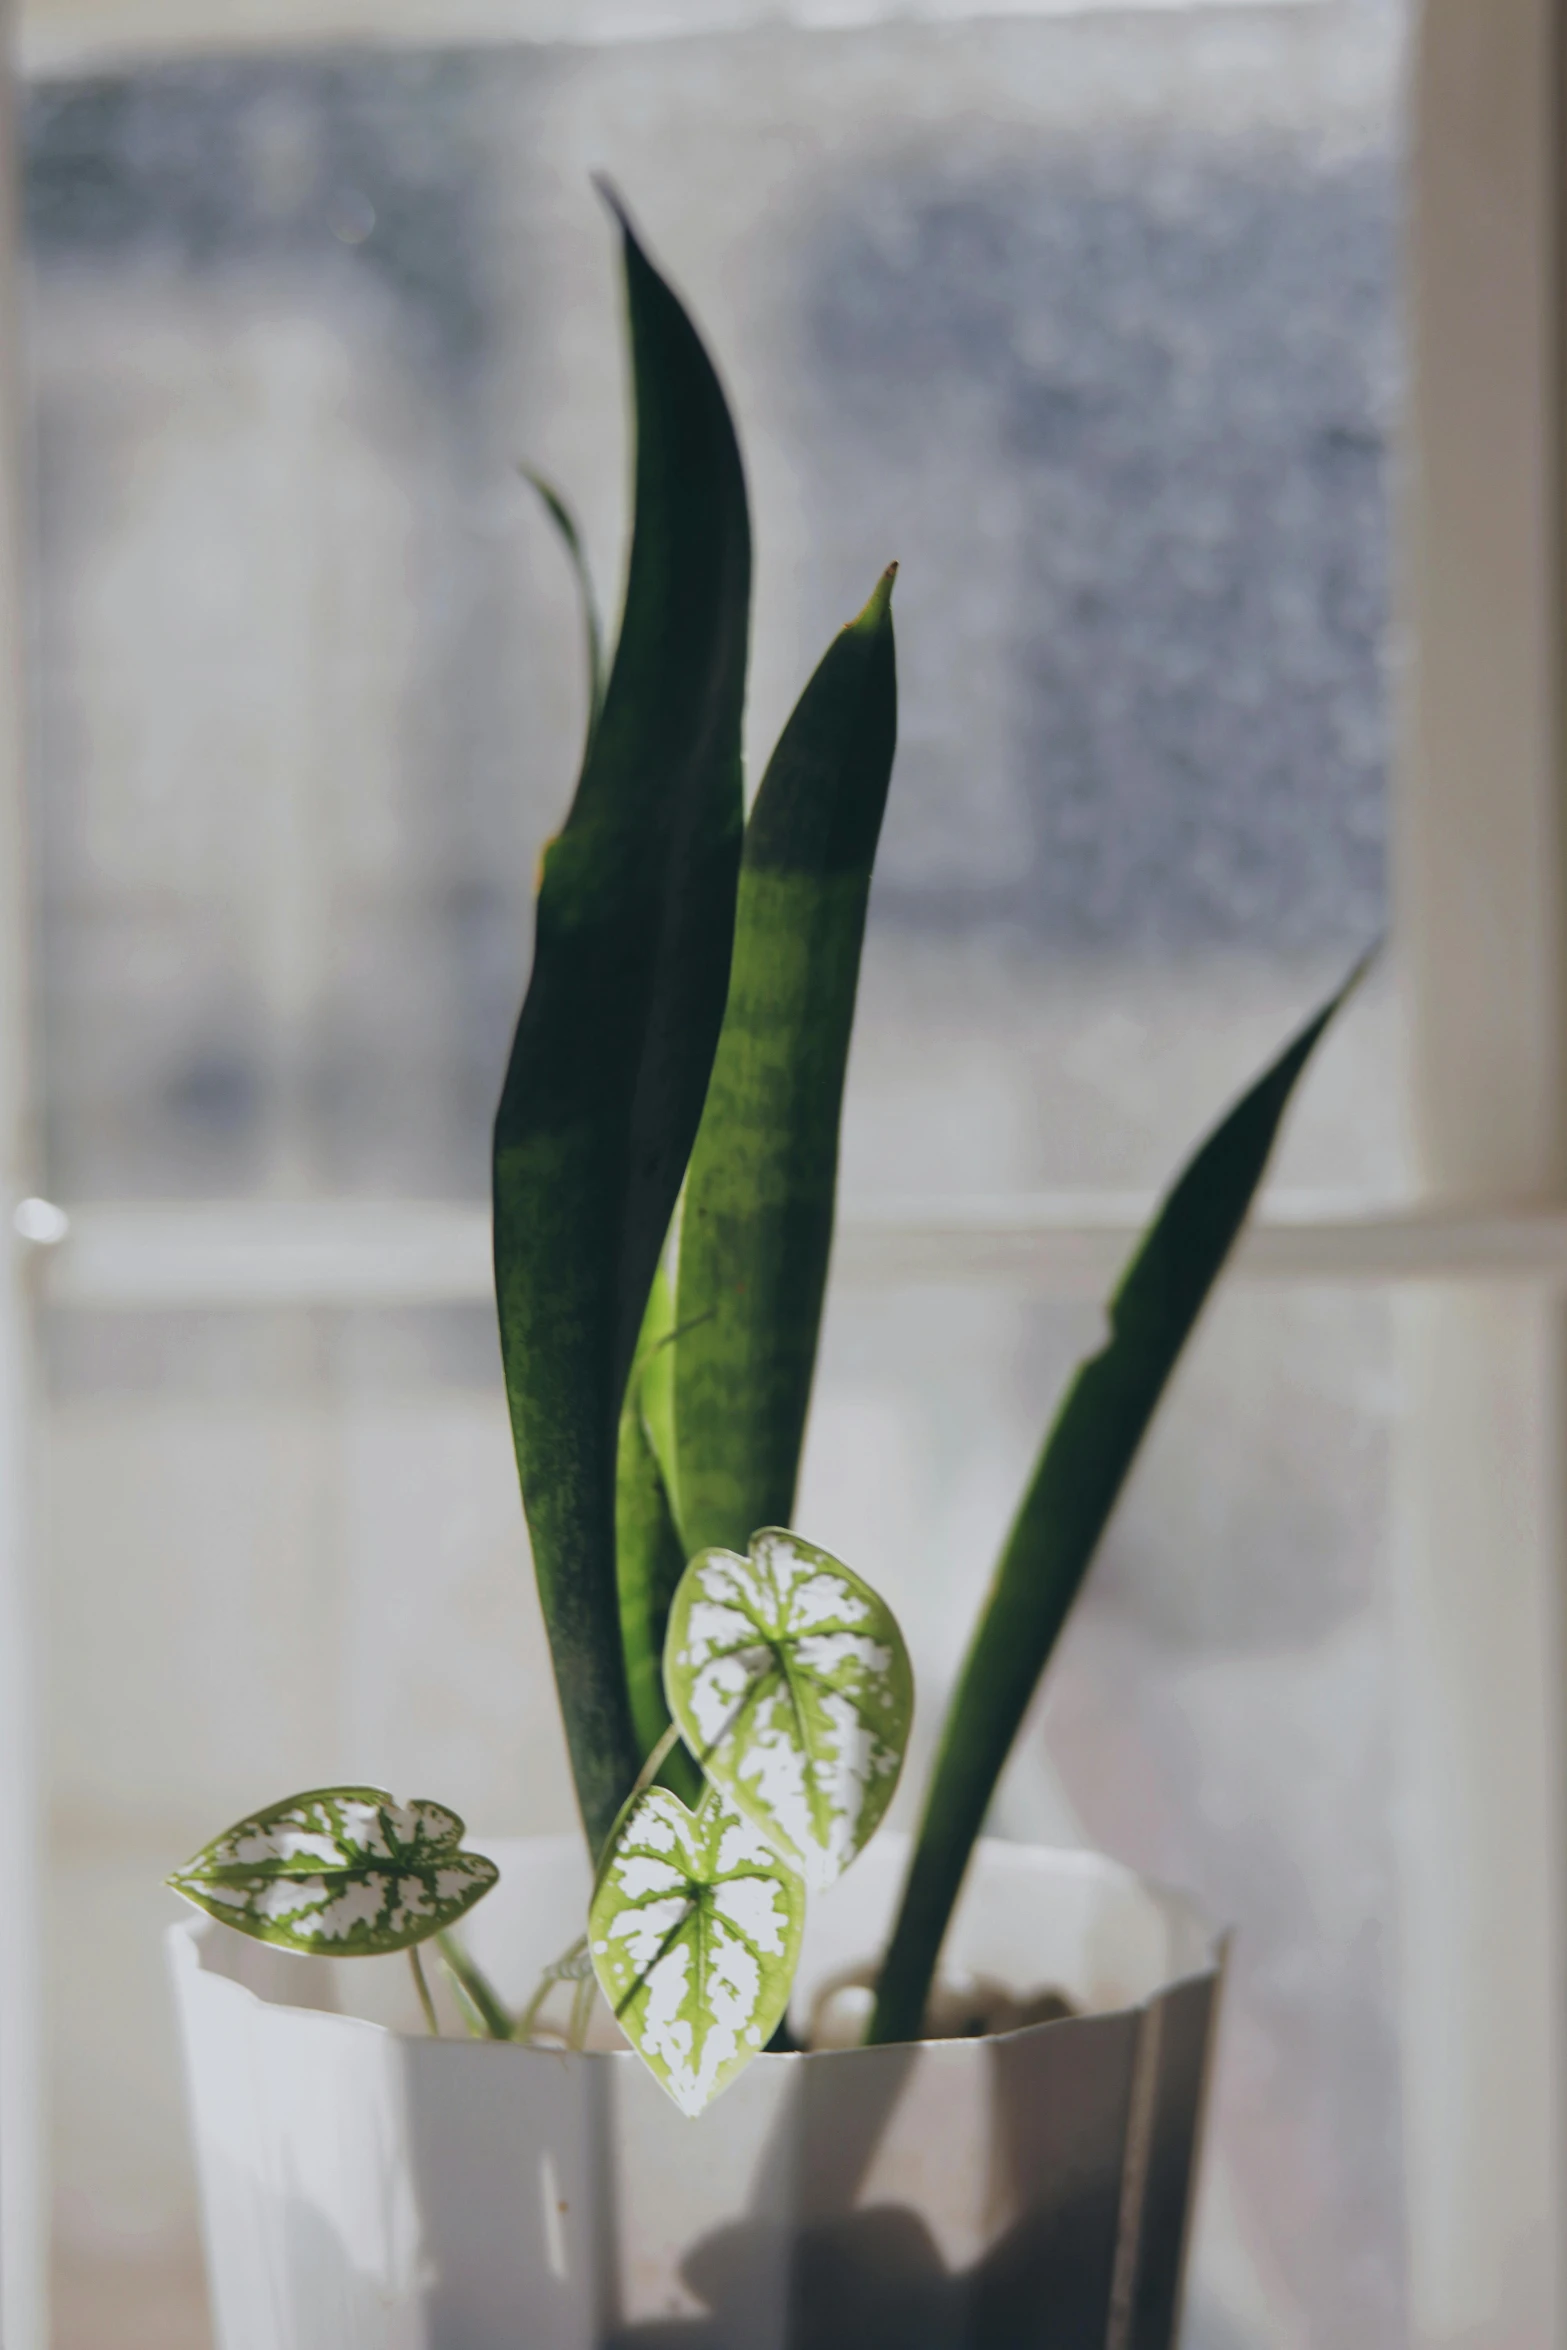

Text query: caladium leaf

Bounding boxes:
[167,1787,499,1956]
[589,1785,803,2115]
[663,1529,912,1890]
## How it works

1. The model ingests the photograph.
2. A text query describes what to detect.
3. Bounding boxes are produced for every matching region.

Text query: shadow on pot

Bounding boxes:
[600,1966,1218,2350]
[171,1845,1222,2350]
[605,2017,1122,2349]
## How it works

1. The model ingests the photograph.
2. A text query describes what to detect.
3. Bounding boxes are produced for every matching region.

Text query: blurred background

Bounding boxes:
[16,2,1412,2344]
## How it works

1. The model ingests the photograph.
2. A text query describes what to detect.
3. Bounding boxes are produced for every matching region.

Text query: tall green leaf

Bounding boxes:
[616,1262,703,1806]
[673,568,897,1555]
[869,964,1364,2044]
[493,194,751,1855]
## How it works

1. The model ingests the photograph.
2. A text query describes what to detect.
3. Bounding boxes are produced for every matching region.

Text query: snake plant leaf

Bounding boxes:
[493,192,750,1854]
[869,962,1366,2045]
[664,1528,913,1890]
[520,467,606,749]
[589,1784,804,2115]
[673,568,897,1556]
[167,1788,498,1957]
[617,1261,703,1806]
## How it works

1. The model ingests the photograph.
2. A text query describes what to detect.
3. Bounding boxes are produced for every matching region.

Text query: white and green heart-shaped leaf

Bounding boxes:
[167,1787,499,1956]
[663,1528,912,1891]
[589,1785,804,2116]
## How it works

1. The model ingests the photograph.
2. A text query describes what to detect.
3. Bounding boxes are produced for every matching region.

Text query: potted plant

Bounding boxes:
[166,190,1357,2350]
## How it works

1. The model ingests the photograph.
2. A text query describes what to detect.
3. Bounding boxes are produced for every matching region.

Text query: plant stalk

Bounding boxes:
[436,1929,514,2041]
[409,1943,440,2038]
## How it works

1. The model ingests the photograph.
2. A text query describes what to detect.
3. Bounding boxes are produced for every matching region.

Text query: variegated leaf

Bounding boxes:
[167,1787,498,1956]
[663,1529,912,1891]
[590,1786,803,2116]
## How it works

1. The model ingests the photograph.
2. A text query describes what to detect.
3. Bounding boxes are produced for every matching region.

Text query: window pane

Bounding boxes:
[27,4,1404,1203]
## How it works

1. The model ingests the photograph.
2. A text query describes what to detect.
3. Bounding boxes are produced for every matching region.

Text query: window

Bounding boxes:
[2,4,1559,2348]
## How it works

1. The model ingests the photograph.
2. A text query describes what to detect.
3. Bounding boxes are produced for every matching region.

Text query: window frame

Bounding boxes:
[0,7,42,2348]
[1390,7,1567,2343]
[2,3,1561,2345]
[13,0,1328,80]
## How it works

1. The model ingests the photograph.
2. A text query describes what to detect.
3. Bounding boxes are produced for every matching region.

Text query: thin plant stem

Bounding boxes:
[436,1929,514,2041]
[568,1969,597,2052]
[409,1943,440,2038]
[443,1966,490,2041]
[585,1718,691,1889]
[515,1934,589,2045]
[625,1719,683,1810]
[514,1724,691,2049]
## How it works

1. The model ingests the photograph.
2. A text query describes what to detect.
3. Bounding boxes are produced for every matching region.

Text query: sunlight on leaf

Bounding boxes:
[664,1529,912,1892]
[673,567,897,1559]
[590,1785,804,2116]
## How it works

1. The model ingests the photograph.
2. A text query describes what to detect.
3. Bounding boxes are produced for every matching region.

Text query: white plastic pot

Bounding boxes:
[168,1833,1223,2350]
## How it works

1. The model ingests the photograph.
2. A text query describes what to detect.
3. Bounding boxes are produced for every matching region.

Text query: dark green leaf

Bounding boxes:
[520,467,606,750]
[493,192,751,1854]
[869,962,1366,2044]
[673,568,897,1554]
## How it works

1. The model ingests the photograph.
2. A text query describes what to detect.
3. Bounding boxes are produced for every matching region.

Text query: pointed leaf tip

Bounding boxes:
[518,466,606,744]
[592,173,636,242]
[853,565,897,633]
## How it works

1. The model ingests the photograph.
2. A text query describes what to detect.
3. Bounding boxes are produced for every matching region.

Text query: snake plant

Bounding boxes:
[170,192,1357,2116]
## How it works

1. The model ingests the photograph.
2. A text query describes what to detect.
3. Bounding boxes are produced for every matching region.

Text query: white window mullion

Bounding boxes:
[13,0,1327,80]
[0,5,46,2347]
[30,1196,1567,1311]
[1394,5,1567,2344]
